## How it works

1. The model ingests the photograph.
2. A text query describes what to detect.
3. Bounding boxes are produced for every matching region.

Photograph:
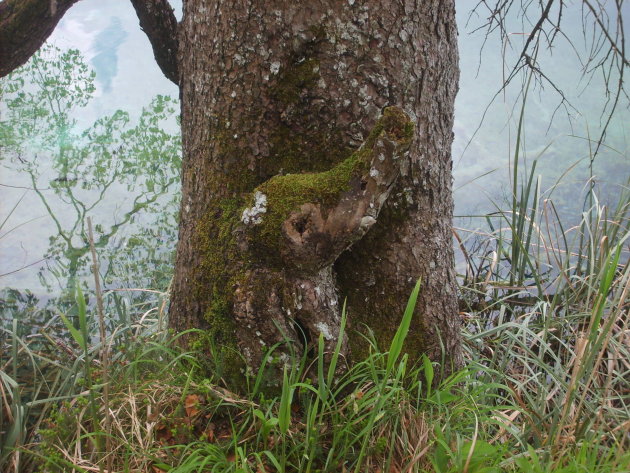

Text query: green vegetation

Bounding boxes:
[0,44,181,305]
[2,171,628,471]
[1,40,628,473]
[248,107,412,262]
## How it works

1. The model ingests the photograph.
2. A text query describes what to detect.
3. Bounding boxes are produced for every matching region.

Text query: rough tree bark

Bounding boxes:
[0,0,462,383]
[171,0,462,380]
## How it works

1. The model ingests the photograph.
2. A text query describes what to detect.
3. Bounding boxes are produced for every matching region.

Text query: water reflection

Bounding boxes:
[1,45,180,314]
[92,17,128,93]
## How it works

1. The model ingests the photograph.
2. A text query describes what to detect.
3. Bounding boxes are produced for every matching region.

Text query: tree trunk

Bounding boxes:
[170,0,461,383]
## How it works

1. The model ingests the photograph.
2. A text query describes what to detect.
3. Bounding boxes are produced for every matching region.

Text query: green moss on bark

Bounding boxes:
[270,57,319,105]
[335,197,427,364]
[191,294,247,387]
[191,198,249,388]
[262,56,353,178]
[246,149,367,264]
[245,107,413,264]
[195,198,242,296]
[263,123,352,177]
[190,80,414,387]
[208,121,258,194]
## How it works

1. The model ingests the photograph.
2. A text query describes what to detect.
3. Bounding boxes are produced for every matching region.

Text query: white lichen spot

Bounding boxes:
[359,85,370,100]
[369,168,379,178]
[278,352,290,368]
[231,90,237,98]
[403,187,414,205]
[315,322,334,341]
[270,61,281,75]
[184,204,191,213]
[241,191,267,225]
[233,133,238,138]
[360,216,376,229]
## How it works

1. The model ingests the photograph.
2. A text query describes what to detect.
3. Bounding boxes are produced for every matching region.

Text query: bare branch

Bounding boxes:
[129,0,179,85]
[468,0,629,159]
[583,0,629,68]
[0,0,81,77]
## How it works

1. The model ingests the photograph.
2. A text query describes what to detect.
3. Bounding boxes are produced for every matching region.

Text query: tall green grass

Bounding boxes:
[0,283,180,472]
[3,185,627,471]
[2,104,628,472]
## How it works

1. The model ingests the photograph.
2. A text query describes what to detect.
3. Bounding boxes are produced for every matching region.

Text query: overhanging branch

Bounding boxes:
[129,0,179,85]
[0,0,81,77]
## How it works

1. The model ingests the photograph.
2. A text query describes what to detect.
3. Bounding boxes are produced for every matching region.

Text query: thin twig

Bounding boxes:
[87,217,111,473]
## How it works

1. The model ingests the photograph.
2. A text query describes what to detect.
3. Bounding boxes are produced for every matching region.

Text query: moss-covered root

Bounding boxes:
[232,266,345,373]
[240,106,414,271]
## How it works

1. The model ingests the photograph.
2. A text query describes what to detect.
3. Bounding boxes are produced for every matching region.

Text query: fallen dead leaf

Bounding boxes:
[185,394,203,417]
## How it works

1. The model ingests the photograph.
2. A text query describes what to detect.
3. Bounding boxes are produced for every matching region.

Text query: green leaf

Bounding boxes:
[59,312,85,350]
[423,354,434,396]
[386,279,421,373]
[278,366,293,435]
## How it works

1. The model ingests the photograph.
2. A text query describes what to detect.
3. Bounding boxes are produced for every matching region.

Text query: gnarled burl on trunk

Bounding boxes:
[197,107,413,376]
[236,107,412,369]
[169,0,462,383]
